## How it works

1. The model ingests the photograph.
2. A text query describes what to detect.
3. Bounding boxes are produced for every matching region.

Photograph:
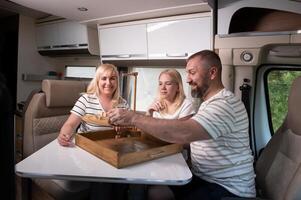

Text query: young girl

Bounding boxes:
[147,68,196,120]
[135,69,196,200]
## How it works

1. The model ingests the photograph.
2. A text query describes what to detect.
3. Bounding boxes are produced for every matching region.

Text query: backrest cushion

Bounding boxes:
[33,115,69,152]
[23,93,72,157]
[24,80,87,157]
[285,165,301,200]
[287,76,301,134]
[255,126,285,192]
[264,129,301,200]
[255,76,301,199]
[42,79,86,107]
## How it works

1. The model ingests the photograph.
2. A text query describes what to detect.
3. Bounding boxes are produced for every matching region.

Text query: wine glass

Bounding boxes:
[112,99,130,138]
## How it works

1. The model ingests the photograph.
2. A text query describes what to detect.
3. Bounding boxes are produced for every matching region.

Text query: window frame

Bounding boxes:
[253,64,301,157]
[263,67,301,135]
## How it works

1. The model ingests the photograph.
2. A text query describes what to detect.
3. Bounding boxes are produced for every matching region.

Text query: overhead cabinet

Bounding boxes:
[36,20,99,56]
[36,23,59,48]
[98,24,147,60]
[98,14,212,61]
[147,17,211,59]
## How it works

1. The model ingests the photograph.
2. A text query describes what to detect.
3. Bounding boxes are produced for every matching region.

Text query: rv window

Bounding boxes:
[266,69,301,133]
[65,65,96,79]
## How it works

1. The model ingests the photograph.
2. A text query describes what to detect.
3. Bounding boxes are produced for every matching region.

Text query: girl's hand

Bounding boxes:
[147,100,165,115]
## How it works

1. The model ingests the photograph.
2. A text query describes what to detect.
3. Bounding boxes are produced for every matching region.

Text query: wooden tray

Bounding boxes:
[82,114,110,126]
[75,130,182,168]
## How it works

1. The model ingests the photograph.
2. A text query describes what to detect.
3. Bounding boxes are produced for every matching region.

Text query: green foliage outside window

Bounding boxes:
[268,70,301,133]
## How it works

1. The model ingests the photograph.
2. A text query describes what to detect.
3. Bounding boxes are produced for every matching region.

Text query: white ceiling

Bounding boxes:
[9,0,211,25]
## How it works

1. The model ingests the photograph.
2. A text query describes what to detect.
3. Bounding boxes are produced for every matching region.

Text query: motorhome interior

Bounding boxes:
[0,0,301,199]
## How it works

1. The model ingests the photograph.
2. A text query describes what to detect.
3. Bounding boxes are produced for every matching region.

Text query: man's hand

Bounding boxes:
[107,108,136,126]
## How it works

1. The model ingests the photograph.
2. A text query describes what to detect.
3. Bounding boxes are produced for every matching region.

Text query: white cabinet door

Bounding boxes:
[36,21,88,50]
[36,23,60,49]
[147,17,211,59]
[99,24,147,60]
[58,21,88,47]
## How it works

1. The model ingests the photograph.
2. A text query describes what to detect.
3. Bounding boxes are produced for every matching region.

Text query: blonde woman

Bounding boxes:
[58,63,129,200]
[147,69,196,120]
[58,63,128,146]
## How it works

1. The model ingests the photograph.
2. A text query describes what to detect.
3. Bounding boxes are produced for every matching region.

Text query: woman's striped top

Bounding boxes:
[71,93,128,133]
[191,89,256,198]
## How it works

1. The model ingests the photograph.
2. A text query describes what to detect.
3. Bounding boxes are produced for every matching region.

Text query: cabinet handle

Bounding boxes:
[52,44,78,48]
[78,43,88,47]
[102,54,147,59]
[38,46,51,50]
[166,53,188,57]
[116,54,131,58]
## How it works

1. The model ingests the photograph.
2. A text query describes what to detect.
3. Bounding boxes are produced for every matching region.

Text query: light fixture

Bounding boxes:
[77,7,88,12]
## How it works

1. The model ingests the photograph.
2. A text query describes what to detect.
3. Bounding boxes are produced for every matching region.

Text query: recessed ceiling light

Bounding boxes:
[77,7,88,12]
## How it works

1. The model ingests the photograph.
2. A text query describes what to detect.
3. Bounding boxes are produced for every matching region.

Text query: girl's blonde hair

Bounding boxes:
[158,69,186,113]
[86,63,121,101]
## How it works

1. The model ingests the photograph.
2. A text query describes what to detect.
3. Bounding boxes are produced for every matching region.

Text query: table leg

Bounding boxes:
[21,177,32,200]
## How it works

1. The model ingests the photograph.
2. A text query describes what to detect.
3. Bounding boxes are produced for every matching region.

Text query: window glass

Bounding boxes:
[267,70,301,133]
[65,65,96,79]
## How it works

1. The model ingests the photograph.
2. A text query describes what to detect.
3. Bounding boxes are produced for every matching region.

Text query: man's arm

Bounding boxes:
[108,109,211,143]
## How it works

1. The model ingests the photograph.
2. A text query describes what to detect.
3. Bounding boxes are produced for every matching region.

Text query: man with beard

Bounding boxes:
[107,50,256,200]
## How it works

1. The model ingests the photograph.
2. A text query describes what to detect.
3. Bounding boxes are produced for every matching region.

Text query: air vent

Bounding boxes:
[36,15,65,24]
[38,48,91,56]
[269,46,301,57]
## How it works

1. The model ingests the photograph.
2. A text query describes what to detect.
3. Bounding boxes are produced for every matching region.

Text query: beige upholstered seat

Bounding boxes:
[224,76,301,200]
[254,76,301,200]
[23,79,90,199]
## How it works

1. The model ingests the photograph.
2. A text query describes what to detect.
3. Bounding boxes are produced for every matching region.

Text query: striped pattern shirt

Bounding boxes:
[71,93,128,133]
[191,89,256,198]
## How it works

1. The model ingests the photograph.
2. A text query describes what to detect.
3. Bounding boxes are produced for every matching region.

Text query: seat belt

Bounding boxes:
[239,79,256,158]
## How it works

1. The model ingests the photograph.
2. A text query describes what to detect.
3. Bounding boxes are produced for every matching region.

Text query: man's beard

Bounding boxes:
[191,84,209,98]
[190,76,209,99]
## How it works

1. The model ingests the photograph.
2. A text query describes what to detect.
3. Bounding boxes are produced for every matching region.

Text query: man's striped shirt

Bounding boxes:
[191,89,256,198]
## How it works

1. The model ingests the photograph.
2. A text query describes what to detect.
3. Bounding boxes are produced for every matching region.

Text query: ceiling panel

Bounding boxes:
[9,0,210,24]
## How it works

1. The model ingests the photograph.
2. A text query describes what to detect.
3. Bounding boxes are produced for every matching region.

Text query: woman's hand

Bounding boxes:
[57,132,72,146]
[57,113,81,146]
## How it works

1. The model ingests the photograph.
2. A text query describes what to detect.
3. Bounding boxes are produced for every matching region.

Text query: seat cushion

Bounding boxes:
[264,129,301,200]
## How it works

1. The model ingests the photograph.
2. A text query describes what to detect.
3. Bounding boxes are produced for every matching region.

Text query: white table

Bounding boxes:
[15,140,192,185]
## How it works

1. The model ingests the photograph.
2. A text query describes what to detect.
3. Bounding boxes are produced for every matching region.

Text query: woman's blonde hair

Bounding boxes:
[86,63,120,101]
[158,69,186,113]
